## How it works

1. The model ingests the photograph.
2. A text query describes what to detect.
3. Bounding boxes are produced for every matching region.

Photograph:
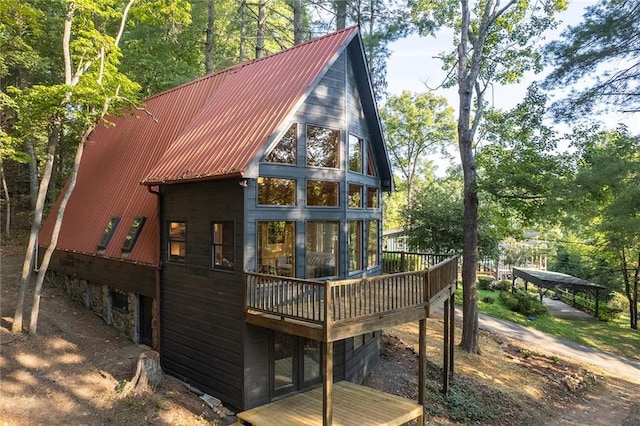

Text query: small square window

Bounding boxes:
[212,222,235,271]
[111,289,128,313]
[348,184,362,208]
[122,216,146,253]
[258,177,296,206]
[307,180,339,206]
[98,217,121,250]
[168,221,186,264]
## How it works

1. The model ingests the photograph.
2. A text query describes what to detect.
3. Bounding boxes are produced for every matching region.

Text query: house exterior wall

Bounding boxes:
[159,179,246,410]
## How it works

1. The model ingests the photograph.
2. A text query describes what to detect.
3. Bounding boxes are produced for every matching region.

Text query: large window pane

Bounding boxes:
[212,222,234,270]
[265,123,297,164]
[306,125,340,168]
[258,177,296,206]
[273,332,294,392]
[348,220,362,272]
[348,184,362,208]
[306,221,338,278]
[348,134,363,173]
[307,180,339,206]
[367,220,378,268]
[258,221,295,276]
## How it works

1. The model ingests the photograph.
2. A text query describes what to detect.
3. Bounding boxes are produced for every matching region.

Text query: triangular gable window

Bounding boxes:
[366,145,377,177]
[264,123,297,164]
[121,216,146,254]
[98,217,121,251]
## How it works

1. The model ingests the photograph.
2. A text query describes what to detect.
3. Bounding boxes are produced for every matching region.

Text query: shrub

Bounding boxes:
[499,291,547,316]
[481,296,495,304]
[477,275,494,290]
[494,280,512,291]
[599,307,623,322]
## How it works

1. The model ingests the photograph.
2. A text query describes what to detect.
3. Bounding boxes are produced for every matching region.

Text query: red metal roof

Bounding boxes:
[39,27,360,266]
[143,26,358,185]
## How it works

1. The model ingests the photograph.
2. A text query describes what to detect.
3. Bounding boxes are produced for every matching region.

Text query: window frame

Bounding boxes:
[348,133,363,173]
[366,220,379,269]
[211,221,235,271]
[111,288,128,313]
[167,220,187,264]
[306,180,339,207]
[98,216,121,251]
[121,216,146,253]
[257,177,297,206]
[257,221,296,276]
[348,183,363,208]
[348,220,363,273]
[366,186,379,209]
[305,124,341,169]
[305,221,339,279]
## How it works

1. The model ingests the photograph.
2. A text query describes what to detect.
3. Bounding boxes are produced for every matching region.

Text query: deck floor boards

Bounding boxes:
[237,381,423,426]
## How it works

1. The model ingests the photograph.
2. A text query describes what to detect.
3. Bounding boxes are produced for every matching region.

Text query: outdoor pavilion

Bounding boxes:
[512,267,607,319]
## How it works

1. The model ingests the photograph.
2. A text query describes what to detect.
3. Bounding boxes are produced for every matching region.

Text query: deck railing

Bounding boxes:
[245,255,459,327]
[382,251,454,273]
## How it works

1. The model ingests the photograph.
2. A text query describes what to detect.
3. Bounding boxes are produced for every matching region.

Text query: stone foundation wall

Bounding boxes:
[47,271,155,348]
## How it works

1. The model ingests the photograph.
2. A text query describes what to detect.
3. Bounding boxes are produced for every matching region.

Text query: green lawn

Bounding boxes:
[455,287,640,362]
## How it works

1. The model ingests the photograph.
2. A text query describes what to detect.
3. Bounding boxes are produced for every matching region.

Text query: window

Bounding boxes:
[306,125,340,168]
[348,134,363,173]
[121,216,146,253]
[367,220,379,268]
[348,220,362,272]
[212,222,234,270]
[98,217,121,250]
[265,123,297,164]
[258,221,295,276]
[367,187,379,208]
[348,184,362,208]
[306,222,338,278]
[258,177,296,206]
[111,289,128,313]
[307,180,339,207]
[168,221,186,264]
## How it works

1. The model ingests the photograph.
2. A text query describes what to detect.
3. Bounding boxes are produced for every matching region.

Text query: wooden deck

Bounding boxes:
[244,256,458,342]
[236,381,423,426]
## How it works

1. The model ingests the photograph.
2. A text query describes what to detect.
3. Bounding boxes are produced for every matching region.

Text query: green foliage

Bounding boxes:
[477,275,493,290]
[499,291,547,317]
[494,280,512,291]
[544,0,640,119]
[481,296,494,304]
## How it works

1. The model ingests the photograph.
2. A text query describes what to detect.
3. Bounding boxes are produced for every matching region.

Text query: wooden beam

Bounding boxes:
[323,341,333,426]
[449,292,455,377]
[418,318,426,426]
[443,298,450,394]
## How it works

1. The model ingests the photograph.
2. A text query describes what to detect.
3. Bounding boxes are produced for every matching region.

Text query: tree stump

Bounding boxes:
[123,350,163,395]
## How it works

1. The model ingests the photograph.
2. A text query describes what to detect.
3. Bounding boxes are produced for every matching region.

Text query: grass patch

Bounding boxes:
[455,287,640,362]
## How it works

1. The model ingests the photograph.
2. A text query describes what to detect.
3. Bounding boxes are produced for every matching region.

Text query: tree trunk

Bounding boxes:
[205,0,215,74]
[239,1,247,62]
[29,129,88,334]
[26,141,38,210]
[255,0,267,59]
[289,0,304,45]
[124,350,163,395]
[335,0,347,30]
[12,126,60,334]
[457,0,480,354]
[0,159,10,237]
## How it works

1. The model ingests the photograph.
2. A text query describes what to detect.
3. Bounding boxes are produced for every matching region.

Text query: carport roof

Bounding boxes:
[512,267,606,291]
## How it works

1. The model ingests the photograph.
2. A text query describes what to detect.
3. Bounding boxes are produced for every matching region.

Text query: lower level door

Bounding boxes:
[272,331,321,398]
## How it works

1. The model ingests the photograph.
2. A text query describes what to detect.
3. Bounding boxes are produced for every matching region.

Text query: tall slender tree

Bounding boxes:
[411,0,566,353]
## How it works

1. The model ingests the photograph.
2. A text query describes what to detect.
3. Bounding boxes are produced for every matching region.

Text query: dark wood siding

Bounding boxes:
[159,179,246,410]
[48,251,155,297]
[344,331,381,383]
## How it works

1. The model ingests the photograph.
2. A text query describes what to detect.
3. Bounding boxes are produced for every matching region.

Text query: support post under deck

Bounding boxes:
[443,298,450,394]
[418,318,426,426]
